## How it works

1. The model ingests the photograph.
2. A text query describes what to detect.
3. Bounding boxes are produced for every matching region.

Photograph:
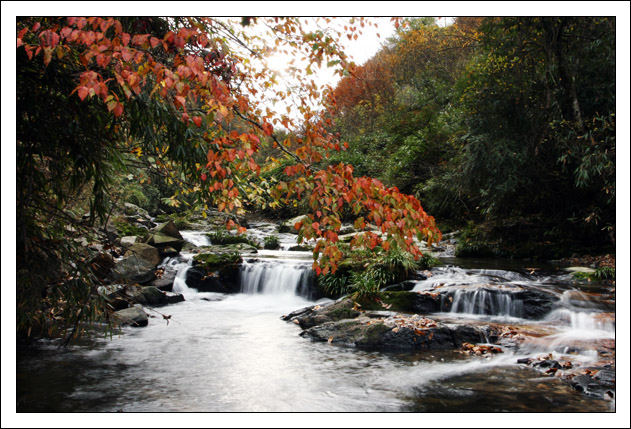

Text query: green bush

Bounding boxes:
[207,230,259,248]
[593,266,615,280]
[317,245,440,298]
[192,251,242,272]
[263,235,280,250]
[113,219,149,238]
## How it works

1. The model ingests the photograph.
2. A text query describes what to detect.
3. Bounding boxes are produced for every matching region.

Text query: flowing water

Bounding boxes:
[16,230,615,412]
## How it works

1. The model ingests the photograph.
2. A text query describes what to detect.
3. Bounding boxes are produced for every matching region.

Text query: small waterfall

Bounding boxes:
[240,261,314,298]
[181,230,211,247]
[172,260,195,295]
[450,288,524,318]
[546,308,615,336]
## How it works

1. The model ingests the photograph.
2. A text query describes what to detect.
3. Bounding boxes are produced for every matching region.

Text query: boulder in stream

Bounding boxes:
[123,243,162,267]
[300,314,492,351]
[112,306,148,327]
[144,220,186,254]
[111,255,157,284]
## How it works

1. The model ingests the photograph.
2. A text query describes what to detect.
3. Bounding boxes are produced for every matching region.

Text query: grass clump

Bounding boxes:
[317,245,440,299]
[263,235,280,250]
[206,230,259,248]
[192,252,242,271]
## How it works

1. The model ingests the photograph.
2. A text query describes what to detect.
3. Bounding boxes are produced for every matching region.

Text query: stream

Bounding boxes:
[16,226,616,412]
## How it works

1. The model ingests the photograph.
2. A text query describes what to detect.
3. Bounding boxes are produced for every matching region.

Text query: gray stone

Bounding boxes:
[124,202,149,216]
[149,271,176,291]
[153,220,183,240]
[112,255,156,284]
[144,232,185,253]
[124,243,161,267]
[113,306,148,327]
[131,286,168,306]
[120,236,138,247]
[300,317,491,351]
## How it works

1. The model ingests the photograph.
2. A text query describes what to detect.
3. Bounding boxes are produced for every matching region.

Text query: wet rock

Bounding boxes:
[569,371,616,399]
[130,286,169,306]
[123,243,161,267]
[144,221,186,253]
[99,284,131,311]
[113,306,148,327]
[111,255,157,284]
[300,315,492,351]
[513,288,559,319]
[148,271,176,292]
[281,303,329,321]
[185,267,240,293]
[165,292,185,305]
[295,299,361,329]
[534,359,562,370]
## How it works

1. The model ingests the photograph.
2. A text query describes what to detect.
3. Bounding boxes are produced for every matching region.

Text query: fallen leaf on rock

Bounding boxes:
[328,336,333,344]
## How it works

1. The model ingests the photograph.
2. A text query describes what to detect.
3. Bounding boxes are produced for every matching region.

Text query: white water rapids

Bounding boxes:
[16,229,615,412]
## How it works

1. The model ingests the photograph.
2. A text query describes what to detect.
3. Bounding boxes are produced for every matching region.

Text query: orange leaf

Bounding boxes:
[77,86,89,101]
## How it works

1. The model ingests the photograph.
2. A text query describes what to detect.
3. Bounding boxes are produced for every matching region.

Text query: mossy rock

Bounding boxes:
[153,220,183,239]
[114,221,149,239]
[192,252,243,272]
[144,231,185,253]
[288,244,313,251]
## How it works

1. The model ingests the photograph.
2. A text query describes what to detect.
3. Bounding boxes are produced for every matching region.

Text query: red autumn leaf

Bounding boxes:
[113,102,124,117]
[175,95,186,108]
[192,116,203,127]
[262,122,274,136]
[77,86,89,101]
